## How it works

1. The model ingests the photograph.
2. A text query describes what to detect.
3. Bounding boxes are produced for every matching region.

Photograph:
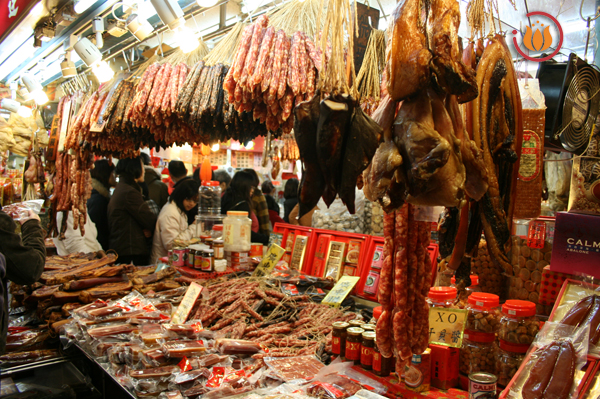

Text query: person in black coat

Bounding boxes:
[283,178,299,223]
[221,170,269,245]
[87,159,116,251]
[108,157,157,265]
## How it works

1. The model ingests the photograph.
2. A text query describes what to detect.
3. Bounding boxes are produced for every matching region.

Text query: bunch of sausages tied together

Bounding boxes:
[376,203,433,370]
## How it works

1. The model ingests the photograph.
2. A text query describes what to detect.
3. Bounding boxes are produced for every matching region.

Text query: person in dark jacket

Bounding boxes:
[141,153,168,210]
[283,178,299,223]
[0,209,45,353]
[87,159,115,250]
[221,170,269,245]
[108,157,157,265]
[261,180,284,227]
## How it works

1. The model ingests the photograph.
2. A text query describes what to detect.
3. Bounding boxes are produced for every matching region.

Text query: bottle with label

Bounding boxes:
[223,211,252,252]
[202,249,214,272]
[345,327,365,365]
[332,321,349,358]
[213,239,224,260]
[360,331,376,370]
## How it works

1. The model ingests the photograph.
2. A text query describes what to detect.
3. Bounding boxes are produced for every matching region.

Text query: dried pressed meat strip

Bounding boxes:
[304,35,323,72]
[240,24,265,88]
[232,24,256,81]
[153,63,172,116]
[252,26,275,87]
[147,63,168,111]
[136,63,160,112]
[277,36,291,100]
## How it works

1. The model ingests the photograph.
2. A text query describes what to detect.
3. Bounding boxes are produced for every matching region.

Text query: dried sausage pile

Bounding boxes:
[224,14,320,135]
[375,204,433,370]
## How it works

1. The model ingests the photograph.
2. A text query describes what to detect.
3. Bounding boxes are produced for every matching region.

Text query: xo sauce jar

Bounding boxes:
[427,286,458,308]
[360,331,376,370]
[332,322,349,359]
[345,327,365,365]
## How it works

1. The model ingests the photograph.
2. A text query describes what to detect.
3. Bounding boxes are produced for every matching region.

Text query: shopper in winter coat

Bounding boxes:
[261,180,284,227]
[151,180,199,263]
[0,208,45,353]
[87,159,115,250]
[283,178,299,223]
[141,153,168,210]
[245,169,270,235]
[108,157,157,265]
[221,170,269,245]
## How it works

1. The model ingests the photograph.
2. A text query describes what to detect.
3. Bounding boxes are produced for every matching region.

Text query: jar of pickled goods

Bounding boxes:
[466,292,501,333]
[459,330,497,375]
[496,339,528,387]
[427,286,458,308]
[212,224,224,239]
[499,300,539,345]
[223,211,252,252]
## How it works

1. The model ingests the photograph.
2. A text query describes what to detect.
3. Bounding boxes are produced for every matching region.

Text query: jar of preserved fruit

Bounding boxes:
[427,286,458,308]
[499,300,539,345]
[345,327,365,365]
[466,292,501,333]
[459,330,497,375]
[496,339,528,387]
[332,322,349,358]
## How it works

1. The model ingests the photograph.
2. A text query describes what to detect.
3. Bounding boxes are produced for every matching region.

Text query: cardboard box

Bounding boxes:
[551,212,600,279]
[430,344,459,390]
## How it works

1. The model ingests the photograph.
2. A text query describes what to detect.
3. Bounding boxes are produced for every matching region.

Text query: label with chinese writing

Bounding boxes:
[527,220,546,249]
[346,341,361,360]
[252,244,285,278]
[172,282,204,324]
[373,352,382,372]
[322,276,361,307]
[361,346,374,366]
[428,307,467,348]
[332,336,341,354]
[518,130,542,181]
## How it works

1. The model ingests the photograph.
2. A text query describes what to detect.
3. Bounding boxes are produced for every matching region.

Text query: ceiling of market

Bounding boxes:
[0,0,597,90]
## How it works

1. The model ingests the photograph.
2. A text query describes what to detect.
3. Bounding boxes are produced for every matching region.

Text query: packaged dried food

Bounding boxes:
[508,218,554,310]
[264,355,325,381]
[459,330,497,375]
[427,286,458,308]
[496,340,528,387]
[307,374,362,398]
[499,300,540,346]
[568,156,600,215]
[465,293,501,333]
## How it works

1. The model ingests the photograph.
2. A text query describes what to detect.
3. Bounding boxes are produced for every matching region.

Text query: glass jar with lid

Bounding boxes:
[211,224,223,239]
[223,211,252,252]
[199,181,222,215]
[345,327,365,365]
[427,286,458,308]
[465,292,501,333]
[499,300,539,345]
[459,330,497,375]
[496,339,529,387]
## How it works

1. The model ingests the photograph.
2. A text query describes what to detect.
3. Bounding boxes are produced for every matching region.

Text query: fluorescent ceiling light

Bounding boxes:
[150,0,185,30]
[74,0,96,14]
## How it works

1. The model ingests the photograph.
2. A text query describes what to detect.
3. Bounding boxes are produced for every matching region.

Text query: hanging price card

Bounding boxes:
[172,282,205,324]
[428,307,468,348]
[253,244,286,278]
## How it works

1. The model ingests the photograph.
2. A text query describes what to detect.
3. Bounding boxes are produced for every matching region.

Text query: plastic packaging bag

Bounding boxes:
[312,190,366,233]
[568,156,600,215]
[263,355,325,382]
[2,199,43,221]
[506,321,589,399]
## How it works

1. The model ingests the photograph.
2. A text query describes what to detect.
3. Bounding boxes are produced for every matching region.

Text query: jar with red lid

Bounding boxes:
[495,339,529,386]
[427,286,458,308]
[459,330,497,375]
[451,275,481,306]
[465,292,501,333]
[498,300,539,345]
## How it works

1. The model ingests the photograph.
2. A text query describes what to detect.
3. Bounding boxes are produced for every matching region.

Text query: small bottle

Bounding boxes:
[373,342,393,377]
[345,327,365,365]
[202,249,214,272]
[213,239,224,260]
[360,331,376,370]
[211,224,223,239]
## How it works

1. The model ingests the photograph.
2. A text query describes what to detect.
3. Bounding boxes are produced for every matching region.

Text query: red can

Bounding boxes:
[250,243,263,257]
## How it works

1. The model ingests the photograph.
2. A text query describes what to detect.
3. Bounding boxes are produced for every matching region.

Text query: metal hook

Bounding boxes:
[122,50,130,71]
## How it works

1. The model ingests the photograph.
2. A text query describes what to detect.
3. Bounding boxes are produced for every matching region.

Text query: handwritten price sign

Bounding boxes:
[322,276,360,307]
[428,307,468,348]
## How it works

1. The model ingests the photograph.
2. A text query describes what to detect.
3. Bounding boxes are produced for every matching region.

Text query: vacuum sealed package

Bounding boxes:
[506,322,589,399]
[2,199,44,221]
[569,156,600,215]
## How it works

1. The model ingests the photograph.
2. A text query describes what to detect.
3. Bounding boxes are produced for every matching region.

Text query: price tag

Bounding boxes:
[253,244,286,278]
[428,307,468,348]
[322,276,360,307]
[172,282,204,324]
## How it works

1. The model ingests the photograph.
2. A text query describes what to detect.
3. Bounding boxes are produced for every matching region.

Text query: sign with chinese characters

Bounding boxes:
[428,307,467,348]
[253,244,285,278]
[0,0,36,41]
[322,276,360,307]
[172,282,204,324]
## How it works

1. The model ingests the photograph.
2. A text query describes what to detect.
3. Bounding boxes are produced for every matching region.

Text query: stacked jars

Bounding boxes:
[460,293,500,376]
[496,300,539,386]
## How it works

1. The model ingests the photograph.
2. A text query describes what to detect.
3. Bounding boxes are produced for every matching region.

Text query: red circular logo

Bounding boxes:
[512,11,563,62]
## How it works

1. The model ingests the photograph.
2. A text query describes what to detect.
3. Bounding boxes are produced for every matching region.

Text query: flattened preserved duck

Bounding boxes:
[316,94,355,207]
[427,0,477,103]
[339,106,381,213]
[387,0,432,101]
[294,94,326,218]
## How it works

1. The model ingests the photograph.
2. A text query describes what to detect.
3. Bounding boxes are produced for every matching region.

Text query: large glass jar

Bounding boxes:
[459,330,497,375]
[465,292,501,333]
[199,181,221,215]
[427,286,458,308]
[496,339,528,387]
[499,300,539,345]
[223,211,252,252]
